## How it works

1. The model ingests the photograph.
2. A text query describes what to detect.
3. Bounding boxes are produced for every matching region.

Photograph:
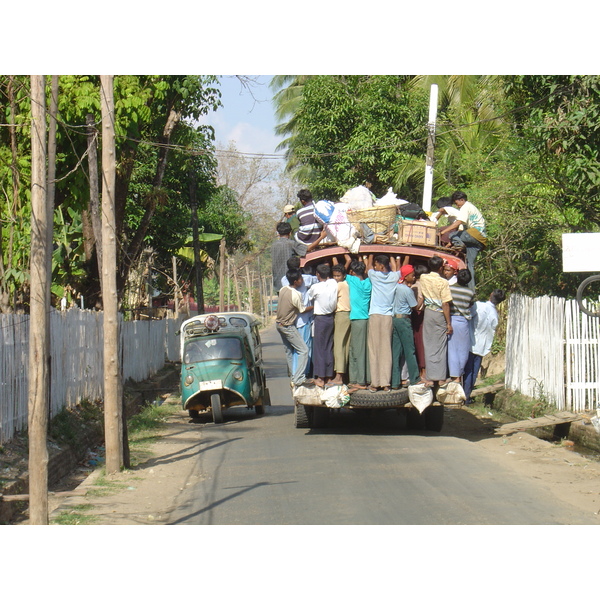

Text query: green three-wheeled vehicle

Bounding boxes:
[179,312,271,423]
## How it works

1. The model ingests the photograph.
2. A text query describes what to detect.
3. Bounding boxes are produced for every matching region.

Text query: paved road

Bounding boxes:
[167,324,597,525]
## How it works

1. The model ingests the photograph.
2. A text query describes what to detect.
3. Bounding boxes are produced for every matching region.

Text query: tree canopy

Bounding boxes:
[0,75,250,313]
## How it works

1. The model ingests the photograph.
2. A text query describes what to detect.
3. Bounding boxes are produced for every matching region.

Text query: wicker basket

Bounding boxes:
[347,205,397,235]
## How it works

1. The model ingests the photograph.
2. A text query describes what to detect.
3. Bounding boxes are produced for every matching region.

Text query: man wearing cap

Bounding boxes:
[271,221,306,294]
[391,264,421,389]
[443,257,459,285]
[282,204,300,236]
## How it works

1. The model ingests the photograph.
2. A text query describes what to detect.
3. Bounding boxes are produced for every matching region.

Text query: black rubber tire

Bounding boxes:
[348,388,410,409]
[576,274,600,317]
[262,388,271,406]
[294,403,311,428]
[425,404,444,432]
[406,406,426,430]
[211,393,223,424]
[311,406,329,428]
[188,409,200,419]
[255,403,265,415]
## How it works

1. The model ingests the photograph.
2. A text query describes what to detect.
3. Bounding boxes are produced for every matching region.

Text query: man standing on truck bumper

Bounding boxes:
[276,269,315,388]
[366,254,398,392]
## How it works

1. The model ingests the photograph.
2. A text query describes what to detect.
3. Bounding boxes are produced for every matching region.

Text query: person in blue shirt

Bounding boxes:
[391,264,421,389]
[341,257,372,392]
[366,254,399,392]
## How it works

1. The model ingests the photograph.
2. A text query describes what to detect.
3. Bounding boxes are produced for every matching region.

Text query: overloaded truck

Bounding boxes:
[293,200,467,432]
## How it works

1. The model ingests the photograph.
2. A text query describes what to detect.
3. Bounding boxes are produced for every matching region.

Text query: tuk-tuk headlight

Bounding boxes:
[232,369,244,381]
[184,374,194,386]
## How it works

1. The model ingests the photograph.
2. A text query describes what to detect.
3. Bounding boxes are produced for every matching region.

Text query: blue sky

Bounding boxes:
[199,76,285,158]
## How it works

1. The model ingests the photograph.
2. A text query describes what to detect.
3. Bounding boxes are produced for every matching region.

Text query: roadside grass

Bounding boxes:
[127,400,180,466]
[52,504,96,525]
[51,398,180,524]
[466,371,552,422]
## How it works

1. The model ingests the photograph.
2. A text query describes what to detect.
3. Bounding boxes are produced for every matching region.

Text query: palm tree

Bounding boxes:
[393,75,508,195]
[270,75,314,182]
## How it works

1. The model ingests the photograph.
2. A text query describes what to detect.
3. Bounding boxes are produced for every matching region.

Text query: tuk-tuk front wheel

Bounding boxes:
[211,393,223,424]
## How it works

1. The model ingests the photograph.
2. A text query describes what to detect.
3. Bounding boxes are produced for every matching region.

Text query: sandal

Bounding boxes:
[367,386,379,393]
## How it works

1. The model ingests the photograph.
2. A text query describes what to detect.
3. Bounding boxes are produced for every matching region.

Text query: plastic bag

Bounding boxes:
[374,187,398,207]
[322,384,350,408]
[408,383,433,414]
[314,200,336,224]
[436,381,466,405]
[340,186,373,210]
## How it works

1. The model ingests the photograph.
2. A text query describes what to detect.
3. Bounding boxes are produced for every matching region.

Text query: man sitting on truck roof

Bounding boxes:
[439,190,487,290]
[294,189,324,250]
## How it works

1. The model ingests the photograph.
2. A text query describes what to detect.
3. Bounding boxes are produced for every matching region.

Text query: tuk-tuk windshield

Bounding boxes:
[184,337,243,364]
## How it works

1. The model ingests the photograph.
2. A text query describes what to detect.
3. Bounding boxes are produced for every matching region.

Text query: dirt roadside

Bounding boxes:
[39,399,600,525]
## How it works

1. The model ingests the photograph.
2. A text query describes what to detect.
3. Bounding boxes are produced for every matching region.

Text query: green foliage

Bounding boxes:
[502,75,600,228]
[286,75,428,199]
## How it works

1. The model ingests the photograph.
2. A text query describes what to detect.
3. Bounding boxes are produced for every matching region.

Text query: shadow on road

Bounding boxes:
[275,404,504,442]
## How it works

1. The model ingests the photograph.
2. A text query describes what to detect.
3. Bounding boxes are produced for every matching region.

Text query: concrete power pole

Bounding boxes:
[422,84,438,213]
[28,75,51,524]
[100,75,124,474]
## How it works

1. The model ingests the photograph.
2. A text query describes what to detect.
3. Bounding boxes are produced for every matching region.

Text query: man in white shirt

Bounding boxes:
[308,263,338,387]
[281,256,318,378]
[463,289,506,403]
[439,190,487,290]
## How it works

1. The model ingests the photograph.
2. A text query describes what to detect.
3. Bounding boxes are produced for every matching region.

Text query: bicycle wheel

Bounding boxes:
[576,274,600,317]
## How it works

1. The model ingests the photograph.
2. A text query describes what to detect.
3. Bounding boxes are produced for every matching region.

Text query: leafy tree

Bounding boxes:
[502,75,600,229]
[273,75,428,199]
[0,75,228,311]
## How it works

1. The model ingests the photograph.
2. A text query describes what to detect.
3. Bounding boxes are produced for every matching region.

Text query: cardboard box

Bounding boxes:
[399,220,437,246]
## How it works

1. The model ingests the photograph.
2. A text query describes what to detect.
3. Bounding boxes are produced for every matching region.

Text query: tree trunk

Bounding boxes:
[245,265,253,314]
[189,174,204,315]
[28,75,50,524]
[84,113,102,276]
[120,108,181,293]
[100,76,124,474]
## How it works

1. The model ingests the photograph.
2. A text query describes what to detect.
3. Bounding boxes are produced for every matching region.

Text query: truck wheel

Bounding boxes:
[294,403,311,428]
[211,393,223,424]
[263,388,271,406]
[425,405,444,432]
[255,403,265,415]
[188,409,200,419]
[311,406,329,428]
[406,407,426,430]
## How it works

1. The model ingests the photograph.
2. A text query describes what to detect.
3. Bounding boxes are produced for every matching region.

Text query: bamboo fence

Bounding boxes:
[0,308,181,444]
[506,294,600,411]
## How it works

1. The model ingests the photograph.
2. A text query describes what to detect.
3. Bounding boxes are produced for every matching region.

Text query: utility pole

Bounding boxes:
[219,238,225,312]
[100,75,124,474]
[422,84,438,213]
[28,75,51,524]
[189,173,204,314]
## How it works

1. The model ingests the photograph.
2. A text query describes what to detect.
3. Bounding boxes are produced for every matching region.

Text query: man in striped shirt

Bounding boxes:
[294,189,323,248]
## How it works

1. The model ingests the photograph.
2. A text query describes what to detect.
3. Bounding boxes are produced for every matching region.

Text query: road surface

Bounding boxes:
[163,324,600,525]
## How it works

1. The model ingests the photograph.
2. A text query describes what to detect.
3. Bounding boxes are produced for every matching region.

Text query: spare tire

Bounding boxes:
[348,388,410,409]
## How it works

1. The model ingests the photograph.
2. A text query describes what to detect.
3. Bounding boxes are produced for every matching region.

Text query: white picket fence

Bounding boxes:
[0,308,182,444]
[506,294,600,411]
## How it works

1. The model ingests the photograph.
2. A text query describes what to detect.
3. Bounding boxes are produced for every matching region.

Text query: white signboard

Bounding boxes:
[562,233,600,272]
